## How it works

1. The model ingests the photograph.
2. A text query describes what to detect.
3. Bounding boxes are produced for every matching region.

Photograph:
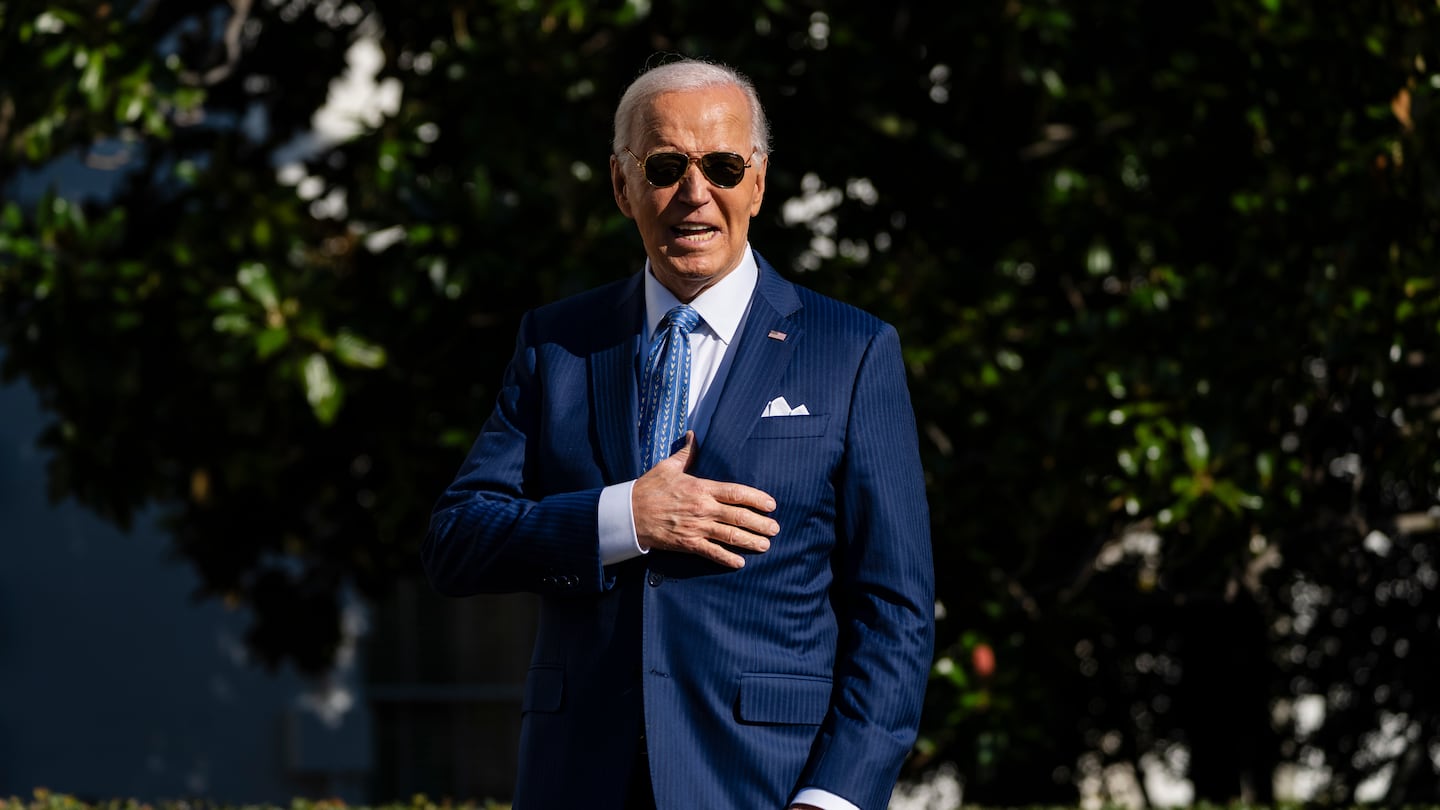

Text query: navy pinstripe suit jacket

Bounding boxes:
[423,252,934,810]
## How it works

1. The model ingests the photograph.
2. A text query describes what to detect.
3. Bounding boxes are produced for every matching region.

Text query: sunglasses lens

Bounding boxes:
[643,153,690,186]
[640,152,749,188]
[699,153,747,187]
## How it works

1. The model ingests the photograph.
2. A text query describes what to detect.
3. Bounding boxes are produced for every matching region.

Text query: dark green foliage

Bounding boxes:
[2,0,1438,804]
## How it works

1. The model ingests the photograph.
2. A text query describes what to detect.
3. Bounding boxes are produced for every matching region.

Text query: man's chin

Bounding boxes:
[651,256,737,299]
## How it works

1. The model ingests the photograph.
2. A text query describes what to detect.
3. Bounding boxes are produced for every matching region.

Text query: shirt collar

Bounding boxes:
[643,246,758,345]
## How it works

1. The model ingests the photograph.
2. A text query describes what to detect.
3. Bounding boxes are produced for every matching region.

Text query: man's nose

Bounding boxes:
[675,162,714,204]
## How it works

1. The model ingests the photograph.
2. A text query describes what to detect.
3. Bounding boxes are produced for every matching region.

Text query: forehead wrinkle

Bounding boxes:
[634,91,753,154]
[637,118,750,153]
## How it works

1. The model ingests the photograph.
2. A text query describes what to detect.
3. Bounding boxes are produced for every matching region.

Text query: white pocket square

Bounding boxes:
[761,396,810,417]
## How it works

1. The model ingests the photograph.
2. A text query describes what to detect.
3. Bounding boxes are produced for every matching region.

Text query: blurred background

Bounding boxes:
[1,0,1438,806]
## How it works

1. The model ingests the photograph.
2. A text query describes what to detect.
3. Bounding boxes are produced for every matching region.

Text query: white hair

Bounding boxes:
[612,58,771,158]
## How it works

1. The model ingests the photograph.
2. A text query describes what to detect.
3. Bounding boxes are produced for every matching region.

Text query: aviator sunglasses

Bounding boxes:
[623,147,755,189]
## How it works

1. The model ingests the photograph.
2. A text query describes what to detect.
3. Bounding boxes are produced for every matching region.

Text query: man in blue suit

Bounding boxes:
[423,58,933,810]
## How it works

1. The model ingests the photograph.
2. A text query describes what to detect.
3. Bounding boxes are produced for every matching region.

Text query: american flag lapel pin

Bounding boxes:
[767,329,788,341]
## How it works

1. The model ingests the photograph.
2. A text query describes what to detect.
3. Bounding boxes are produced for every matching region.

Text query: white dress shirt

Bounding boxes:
[593,248,861,810]
[596,249,758,564]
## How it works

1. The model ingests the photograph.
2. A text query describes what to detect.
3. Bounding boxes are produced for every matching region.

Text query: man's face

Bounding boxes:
[611,85,767,302]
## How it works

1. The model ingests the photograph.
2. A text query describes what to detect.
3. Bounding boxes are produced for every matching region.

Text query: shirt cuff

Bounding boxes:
[791,788,860,810]
[598,480,646,565]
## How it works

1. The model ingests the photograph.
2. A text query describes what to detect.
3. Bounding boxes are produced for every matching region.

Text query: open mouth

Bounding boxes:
[671,223,720,242]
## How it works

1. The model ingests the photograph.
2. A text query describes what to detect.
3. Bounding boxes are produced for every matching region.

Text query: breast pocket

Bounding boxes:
[749,414,829,439]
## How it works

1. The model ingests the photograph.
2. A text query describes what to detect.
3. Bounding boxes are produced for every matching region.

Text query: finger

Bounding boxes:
[719,505,779,539]
[667,430,696,468]
[707,521,772,553]
[691,539,747,569]
[708,480,777,513]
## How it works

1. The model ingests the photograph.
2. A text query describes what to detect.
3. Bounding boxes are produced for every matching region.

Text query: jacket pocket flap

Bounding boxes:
[750,414,829,439]
[737,673,832,725]
[522,665,564,714]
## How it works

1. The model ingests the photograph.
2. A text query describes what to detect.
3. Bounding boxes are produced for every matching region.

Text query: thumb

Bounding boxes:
[666,430,697,469]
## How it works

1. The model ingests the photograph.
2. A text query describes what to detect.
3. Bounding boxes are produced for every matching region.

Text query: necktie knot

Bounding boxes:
[661,304,701,337]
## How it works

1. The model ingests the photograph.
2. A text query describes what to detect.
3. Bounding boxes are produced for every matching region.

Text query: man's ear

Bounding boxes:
[749,155,768,217]
[611,155,635,219]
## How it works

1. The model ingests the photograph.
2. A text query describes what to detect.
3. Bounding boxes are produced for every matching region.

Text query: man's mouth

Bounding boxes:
[671,223,719,242]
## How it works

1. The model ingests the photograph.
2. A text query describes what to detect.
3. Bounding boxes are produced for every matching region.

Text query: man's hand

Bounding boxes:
[631,431,779,568]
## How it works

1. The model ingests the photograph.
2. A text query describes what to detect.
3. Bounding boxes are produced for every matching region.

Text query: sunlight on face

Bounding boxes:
[611,85,767,302]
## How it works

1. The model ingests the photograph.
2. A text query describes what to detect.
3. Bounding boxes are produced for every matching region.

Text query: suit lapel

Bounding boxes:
[691,255,804,481]
[591,274,645,483]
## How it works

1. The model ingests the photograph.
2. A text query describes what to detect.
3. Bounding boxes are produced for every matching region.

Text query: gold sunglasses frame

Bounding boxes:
[622,147,756,189]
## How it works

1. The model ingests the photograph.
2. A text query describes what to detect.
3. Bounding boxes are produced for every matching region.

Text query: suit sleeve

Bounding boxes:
[421,311,609,597]
[802,324,935,809]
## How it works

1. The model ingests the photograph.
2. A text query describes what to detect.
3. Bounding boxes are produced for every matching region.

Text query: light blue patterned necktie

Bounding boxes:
[639,304,702,470]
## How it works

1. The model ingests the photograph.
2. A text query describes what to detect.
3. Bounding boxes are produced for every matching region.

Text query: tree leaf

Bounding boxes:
[1181,424,1210,473]
[254,327,290,359]
[236,262,279,314]
[302,353,342,424]
[332,329,387,369]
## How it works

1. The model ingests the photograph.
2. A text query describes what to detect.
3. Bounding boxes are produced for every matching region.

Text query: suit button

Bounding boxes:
[562,575,578,587]
[647,572,663,587]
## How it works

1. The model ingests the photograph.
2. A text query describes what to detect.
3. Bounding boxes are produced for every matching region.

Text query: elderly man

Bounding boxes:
[422,58,933,810]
